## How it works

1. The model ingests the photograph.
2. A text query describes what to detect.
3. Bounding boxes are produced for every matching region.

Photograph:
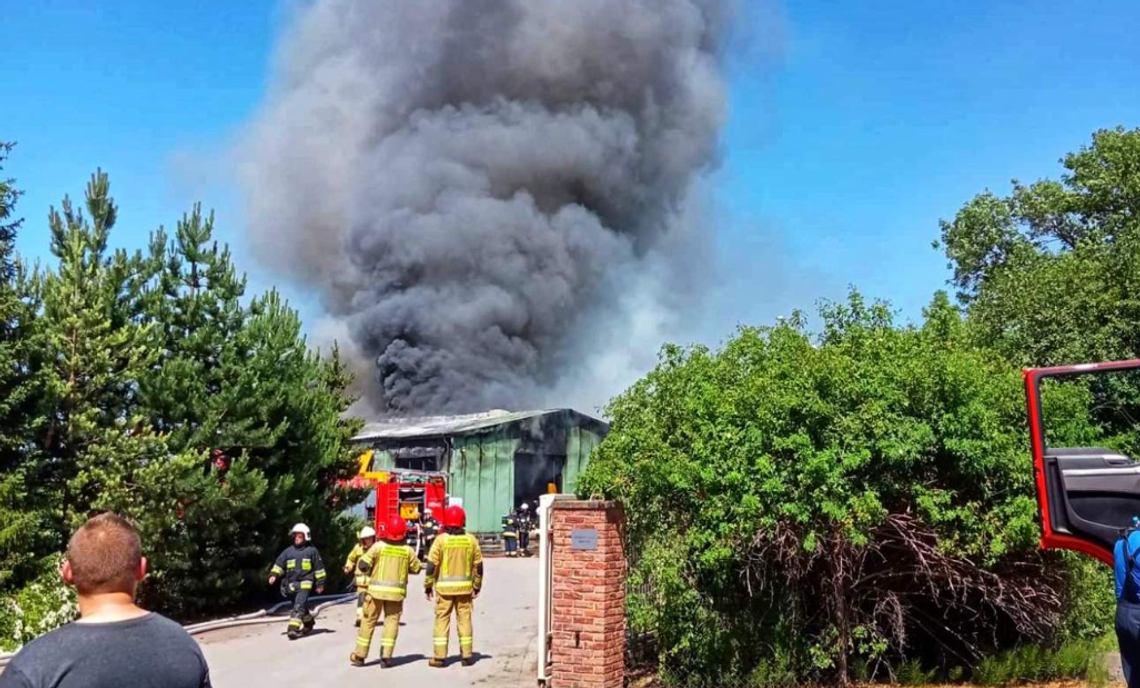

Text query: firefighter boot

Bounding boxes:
[380,658,392,669]
[463,657,476,667]
[349,653,365,667]
[429,659,445,668]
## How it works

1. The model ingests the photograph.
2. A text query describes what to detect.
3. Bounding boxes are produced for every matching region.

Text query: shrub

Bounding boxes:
[0,556,77,652]
[972,638,1111,686]
[579,291,1111,685]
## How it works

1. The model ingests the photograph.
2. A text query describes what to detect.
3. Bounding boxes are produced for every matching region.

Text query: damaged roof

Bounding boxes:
[353,408,606,442]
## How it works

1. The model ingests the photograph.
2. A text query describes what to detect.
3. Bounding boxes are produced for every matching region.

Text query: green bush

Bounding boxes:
[0,556,77,652]
[747,650,798,688]
[895,658,938,686]
[1055,553,1115,643]
[580,291,1108,685]
[972,638,1111,686]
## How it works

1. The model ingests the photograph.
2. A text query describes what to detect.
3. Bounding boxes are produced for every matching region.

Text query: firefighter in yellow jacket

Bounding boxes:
[425,505,483,667]
[350,516,422,667]
[343,526,377,627]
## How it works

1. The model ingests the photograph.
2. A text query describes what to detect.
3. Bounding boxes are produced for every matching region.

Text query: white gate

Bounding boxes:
[536,493,574,685]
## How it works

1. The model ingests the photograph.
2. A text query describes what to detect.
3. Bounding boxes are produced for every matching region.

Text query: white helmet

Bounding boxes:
[359,526,376,540]
[291,523,311,541]
[520,503,529,510]
[424,508,433,516]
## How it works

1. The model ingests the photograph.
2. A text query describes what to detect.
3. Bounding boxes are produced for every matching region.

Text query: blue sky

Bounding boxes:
[3,1,1139,342]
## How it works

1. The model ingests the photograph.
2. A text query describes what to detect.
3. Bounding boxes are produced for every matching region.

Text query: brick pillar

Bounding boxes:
[550,500,625,688]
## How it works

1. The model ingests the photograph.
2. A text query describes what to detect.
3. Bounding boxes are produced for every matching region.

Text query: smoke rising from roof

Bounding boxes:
[239,0,731,415]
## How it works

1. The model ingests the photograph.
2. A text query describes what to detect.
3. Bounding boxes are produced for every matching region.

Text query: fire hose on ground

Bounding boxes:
[182,588,358,635]
[0,588,358,669]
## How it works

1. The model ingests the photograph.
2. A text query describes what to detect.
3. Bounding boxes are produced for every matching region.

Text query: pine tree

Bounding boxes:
[131,207,272,611]
[233,292,362,562]
[38,171,167,534]
[140,206,248,447]
[0,142,48,589]
[8,166,364,620]
[0,142,23,278]
[131,211,362,613]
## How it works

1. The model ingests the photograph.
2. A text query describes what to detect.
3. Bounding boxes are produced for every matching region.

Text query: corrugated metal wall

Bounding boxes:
[449,432,520,534]
[564,425,603,495]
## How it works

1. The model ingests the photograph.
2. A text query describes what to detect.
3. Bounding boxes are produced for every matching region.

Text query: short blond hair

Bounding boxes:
[66,513,142,594]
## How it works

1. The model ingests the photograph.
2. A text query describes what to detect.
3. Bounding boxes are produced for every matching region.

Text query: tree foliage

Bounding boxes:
[940,126,1140,458]
[580,292,1102,685]
[0,157,364,645]
[0,142,49,591]
[580,128,1140,685]
[940,126,1140,368]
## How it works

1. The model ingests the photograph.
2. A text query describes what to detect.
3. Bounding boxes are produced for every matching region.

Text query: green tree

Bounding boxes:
[138,206,247,448]
[0,163,365,647]
[199,290,362,594]
[940,126,1140,467]
[126,208,362,613]
[0,142,49,589]
[580,291,1099,686]
[939,126,1140,368]
[37,171,164,536]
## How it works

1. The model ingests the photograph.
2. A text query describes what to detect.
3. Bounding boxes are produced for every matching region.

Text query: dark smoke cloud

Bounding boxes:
[239,0,731,414]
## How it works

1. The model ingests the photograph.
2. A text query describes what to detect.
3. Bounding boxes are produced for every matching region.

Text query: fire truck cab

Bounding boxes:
[344,451,449,557]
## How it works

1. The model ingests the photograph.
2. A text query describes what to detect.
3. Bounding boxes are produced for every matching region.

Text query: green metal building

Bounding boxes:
[352,409,609,534]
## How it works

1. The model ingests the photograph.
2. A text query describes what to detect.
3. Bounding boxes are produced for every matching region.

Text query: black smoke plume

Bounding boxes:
[239,0,732,414]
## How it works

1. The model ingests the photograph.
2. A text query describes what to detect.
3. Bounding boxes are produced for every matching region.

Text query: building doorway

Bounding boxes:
[513,452,565,512]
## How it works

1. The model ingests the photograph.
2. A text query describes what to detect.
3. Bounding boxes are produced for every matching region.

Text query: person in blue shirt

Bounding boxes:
[1115,524,1140,688]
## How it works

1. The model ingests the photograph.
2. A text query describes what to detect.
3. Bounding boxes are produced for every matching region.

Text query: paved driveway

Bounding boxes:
[199,557,539,688]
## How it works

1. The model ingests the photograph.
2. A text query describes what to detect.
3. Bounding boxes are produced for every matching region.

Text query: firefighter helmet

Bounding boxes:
[385,515,407,542]
[359,526,376,541]
[520,502,529,511]
[443,505,466,529]
[291,523,311,541]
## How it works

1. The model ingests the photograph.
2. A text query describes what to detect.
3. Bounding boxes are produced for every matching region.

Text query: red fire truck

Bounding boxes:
[342,451,448,556]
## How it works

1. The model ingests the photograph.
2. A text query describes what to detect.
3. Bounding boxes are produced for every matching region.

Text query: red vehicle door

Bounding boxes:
[1025,359,1140,566]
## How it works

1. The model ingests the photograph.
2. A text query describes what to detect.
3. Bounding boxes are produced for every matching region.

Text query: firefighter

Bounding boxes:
[268,523,327,640]
[421,508,440,560]
[501,508,519,557]
[425,505,483,667]
[517,502,533,556]
[404,512,420,552]
[350,515,423,668]
[344,526,377,627]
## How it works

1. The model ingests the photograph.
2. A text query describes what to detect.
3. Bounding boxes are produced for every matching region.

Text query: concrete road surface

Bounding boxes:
[199,557,539,688]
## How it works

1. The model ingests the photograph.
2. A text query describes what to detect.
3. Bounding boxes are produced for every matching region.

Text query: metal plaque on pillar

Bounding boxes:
[571,528,598,551]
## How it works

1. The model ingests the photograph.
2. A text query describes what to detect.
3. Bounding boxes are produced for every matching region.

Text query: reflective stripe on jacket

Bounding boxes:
[344,543,369,591]
[272,544,326,586]
[502,514,519,537]
[360,541,422,601]
[425,532,483,596]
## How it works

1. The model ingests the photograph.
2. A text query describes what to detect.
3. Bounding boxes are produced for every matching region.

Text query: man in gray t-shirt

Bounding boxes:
[0,513,211,688]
